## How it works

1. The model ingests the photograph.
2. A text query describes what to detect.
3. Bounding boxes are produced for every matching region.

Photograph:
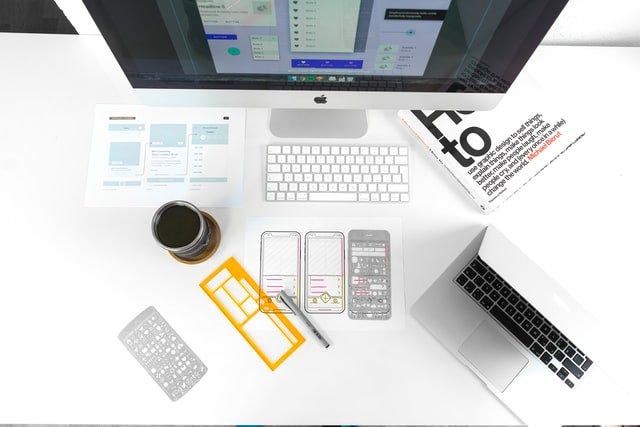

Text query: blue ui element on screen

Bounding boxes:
[291,59,364,69]
[192,124,229,145]
[150,124,187,147]
[108,141,140,166]
[206,34,238,40]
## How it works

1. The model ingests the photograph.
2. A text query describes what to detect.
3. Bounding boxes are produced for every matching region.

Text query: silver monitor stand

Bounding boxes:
[269,109,368,139]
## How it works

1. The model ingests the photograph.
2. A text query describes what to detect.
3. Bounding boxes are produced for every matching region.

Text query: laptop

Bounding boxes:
[411,225,635,425]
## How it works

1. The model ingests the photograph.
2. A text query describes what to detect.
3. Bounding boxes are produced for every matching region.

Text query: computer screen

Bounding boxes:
[83,0,567,136]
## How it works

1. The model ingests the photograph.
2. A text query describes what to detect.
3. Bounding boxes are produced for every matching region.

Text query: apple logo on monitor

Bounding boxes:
[314,95,327,104]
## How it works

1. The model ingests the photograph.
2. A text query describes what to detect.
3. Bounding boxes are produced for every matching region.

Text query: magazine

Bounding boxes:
[398,76,585,213]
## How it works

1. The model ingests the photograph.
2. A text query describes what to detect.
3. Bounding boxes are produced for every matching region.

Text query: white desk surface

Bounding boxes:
[0,33,639,425]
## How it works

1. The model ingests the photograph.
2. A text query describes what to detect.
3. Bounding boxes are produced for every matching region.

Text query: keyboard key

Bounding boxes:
[538,335,549,346]
[554,349,565,362]
[530,327,541,339]
[464,282,475,293]
[557,367,569,380]
[548,364,558,373]
[562,358,583,379]
[473,276,484,287]
[490,305,533,347]
[497,298,508,309]
[556,339,567,350]
[524,308,535,319]
[507,294,519,305]
[481,283,492,294]
[541,352,552,364]
[308,192,357,202]
[545,342,557,354]
[513,313,524,324]
[464,267,476,279]
[472,289,483,301]
[581,357,593,371]
[489,290,500,301]
[521,320,532,331]
[471,260,487,275]
[506,305,516,316]
[565,379,574,388]
[531,342,544,357]
[573,354,585,366]
[485,272,495,282]
[565,347,576,358]
[548,330,559,342]
[480,296,493,310]
[515,301,527,312]
[387,184,408,193]
[540,323,551,335]
[532,316,543,327]
[499,287,510,297]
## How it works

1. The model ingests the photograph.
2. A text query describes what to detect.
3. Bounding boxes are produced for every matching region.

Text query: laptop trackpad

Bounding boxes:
[459,320,528,392]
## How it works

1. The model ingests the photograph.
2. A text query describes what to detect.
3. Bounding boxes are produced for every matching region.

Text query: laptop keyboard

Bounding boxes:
[454,255,593,389]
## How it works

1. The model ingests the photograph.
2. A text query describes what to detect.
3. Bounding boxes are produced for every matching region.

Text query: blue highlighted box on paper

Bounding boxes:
[103,181,141,187]
[108,124,145,131]
[109,142,141,166]
[192,124,229,145]
[190,177,228,183]
[150,124,187,147]
[147,177,186,183]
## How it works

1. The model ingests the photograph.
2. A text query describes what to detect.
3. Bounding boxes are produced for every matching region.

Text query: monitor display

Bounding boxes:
[83,0,567,95]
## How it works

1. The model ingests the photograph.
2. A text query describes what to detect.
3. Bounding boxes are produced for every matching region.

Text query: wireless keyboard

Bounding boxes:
[265,144,410,202]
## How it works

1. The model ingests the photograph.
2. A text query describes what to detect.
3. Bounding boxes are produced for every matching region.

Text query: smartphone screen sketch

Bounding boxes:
[304,231,345,313]
[348,229,391,320]
[259,231,301,313]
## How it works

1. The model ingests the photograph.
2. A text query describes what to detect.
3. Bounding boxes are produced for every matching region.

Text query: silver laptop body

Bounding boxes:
[411,225,635,425]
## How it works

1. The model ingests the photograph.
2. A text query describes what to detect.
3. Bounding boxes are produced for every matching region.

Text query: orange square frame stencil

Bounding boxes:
[200,257,305,370]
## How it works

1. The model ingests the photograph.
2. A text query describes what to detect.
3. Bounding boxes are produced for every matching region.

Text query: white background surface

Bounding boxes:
[1,32,639,425]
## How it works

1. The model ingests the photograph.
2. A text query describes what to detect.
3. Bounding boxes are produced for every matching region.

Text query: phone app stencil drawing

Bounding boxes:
[200,257,305,370]
[245,217,405,331]
[260,232,301,313]
[305,232,345,313]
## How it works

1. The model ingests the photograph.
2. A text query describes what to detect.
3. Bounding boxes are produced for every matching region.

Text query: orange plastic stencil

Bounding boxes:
[200,257,305,370]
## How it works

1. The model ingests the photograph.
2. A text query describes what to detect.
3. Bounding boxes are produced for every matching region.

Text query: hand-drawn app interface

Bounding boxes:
[195,0,452,76]
[260,232,301,313]
[305,232,345,313]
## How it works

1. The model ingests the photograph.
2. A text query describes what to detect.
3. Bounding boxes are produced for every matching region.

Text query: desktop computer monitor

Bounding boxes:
[82,0,567,137]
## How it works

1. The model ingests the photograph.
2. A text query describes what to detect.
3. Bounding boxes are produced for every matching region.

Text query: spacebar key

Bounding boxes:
[308,192,358,202]
[490,305,534,347]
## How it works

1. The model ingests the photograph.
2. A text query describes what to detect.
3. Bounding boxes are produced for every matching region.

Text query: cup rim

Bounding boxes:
[151,200,206,253]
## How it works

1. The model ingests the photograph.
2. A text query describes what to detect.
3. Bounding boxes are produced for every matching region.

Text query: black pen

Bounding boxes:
[279,291,330,348]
